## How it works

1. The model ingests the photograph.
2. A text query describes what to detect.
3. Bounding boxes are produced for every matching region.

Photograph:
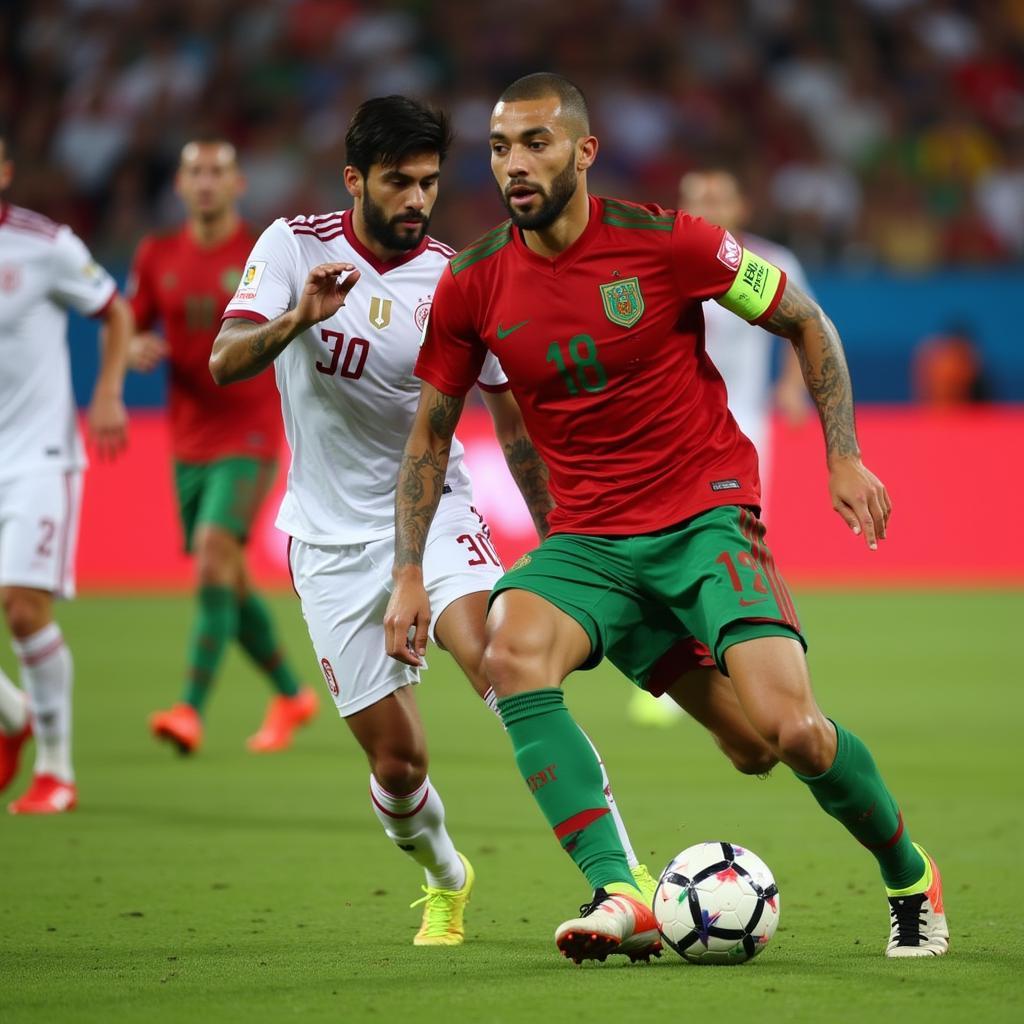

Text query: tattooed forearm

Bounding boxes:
[763,281,860,462]
[427,390,465,440]
[394,387,465,570]
[395,447,450,568]
[503,436,555,539]
[210,312,304,385]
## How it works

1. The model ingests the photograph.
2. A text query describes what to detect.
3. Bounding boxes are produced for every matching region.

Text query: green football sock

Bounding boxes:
[497,688,635,892]
[183,585,239,713]
[236,593,300,698]
[795,720,926,889]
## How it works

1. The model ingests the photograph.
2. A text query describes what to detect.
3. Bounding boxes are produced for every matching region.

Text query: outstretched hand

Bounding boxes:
[294,263,361,329]
[828,456,891,550]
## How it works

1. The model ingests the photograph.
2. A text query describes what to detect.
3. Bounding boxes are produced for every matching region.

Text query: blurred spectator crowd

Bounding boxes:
[4,0,1024,269]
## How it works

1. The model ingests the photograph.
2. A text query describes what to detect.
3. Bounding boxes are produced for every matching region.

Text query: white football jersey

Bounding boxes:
[0,203,117,481]
[224,209,507,545]
[707,233,810,454]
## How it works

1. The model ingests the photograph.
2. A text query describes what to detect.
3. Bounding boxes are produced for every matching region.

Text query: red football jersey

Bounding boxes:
[128,223,281,463]
[415,196,787,536]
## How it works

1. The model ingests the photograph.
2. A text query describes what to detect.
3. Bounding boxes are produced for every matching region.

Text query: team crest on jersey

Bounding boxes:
[599,276,644,328]
[321,657,339,697]
[234,261,266,302]
[716,231,742,271]
[369,296,392,329]
[509,554,532,572]
[414,298,432,333]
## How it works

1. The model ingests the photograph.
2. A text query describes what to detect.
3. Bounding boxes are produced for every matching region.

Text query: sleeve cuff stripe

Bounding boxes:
[222,309,270,324]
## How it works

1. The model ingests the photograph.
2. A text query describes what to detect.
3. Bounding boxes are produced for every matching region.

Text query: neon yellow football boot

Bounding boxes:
[410,852,474,946]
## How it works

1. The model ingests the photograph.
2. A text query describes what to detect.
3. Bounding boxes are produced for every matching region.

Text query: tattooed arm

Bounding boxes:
[384,383,466,665]
[209,262,360,384]
[760,280,892,549]
[481,389,554,539]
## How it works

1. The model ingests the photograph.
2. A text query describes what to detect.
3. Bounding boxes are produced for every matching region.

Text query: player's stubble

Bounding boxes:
[501,151,577,231]
[361,187,430,252]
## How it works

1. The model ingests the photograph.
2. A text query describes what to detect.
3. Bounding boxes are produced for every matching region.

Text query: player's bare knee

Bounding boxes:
[1,588,52,638]
[483,635,545,698]
[195,530,240,588]
[371,753,427,796]
[774,715,833,775]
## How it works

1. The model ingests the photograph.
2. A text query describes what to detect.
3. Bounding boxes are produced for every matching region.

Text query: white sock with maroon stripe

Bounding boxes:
[0,666,28,735]
[369,774,465,890]
[482,685,640,869]
[12,623,73,782]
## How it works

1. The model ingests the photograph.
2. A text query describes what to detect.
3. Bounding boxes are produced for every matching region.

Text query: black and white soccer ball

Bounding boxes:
[654,841,780,964]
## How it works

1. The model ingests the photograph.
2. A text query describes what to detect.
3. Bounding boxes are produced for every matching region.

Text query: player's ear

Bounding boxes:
[577,135,598,172]
[343,165,363,200]
[233,169,248,200]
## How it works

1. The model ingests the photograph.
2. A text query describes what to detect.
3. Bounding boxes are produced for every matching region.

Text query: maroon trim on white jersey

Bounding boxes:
[339,209,429,274]
[88,287,118,320]
[0,202,7,229]
[476,380,511,393]
[221,308,270,324]
[3,204,61,239]
[426,240,456,259]
[287,212,345,243]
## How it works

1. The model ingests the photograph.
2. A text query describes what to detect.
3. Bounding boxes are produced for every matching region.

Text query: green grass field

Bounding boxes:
[2,589,1022,1023]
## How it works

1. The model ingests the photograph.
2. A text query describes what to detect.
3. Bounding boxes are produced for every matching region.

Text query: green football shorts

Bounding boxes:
[173,457,276,552]
[489,505,806,691]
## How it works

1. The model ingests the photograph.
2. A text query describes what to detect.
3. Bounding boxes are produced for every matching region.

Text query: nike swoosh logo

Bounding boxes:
[496,320,529,339]
[738,598,768,607]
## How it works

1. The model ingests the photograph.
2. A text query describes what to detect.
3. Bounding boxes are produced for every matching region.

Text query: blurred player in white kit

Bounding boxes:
[0,132,131,811]
[210,96,654,945]
[630,167,810,727]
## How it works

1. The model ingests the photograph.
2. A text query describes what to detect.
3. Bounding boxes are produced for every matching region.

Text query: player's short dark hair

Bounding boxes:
[345,96,453,177]
[498,73,590,137]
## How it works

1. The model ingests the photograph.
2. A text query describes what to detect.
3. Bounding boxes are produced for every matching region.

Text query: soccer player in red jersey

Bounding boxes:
[127,140,315,756]
[385,74,948,962]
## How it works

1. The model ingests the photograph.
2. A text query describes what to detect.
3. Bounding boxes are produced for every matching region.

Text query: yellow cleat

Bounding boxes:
[630,863,659,907]
[411,852,474,946]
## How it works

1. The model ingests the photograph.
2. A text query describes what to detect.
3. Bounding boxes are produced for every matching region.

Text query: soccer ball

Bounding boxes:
[653,841,780,964]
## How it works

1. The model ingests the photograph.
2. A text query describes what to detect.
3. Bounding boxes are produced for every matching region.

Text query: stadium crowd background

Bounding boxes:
[3,0,1024,274]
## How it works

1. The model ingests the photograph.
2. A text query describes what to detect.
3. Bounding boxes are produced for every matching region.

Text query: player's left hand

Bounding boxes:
[828,455,891,550]
[88,392,129,460]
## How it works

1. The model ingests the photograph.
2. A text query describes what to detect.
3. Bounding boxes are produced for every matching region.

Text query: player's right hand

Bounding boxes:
[128,332,168,373]
[295,262,361,328]
[384,576,432,667]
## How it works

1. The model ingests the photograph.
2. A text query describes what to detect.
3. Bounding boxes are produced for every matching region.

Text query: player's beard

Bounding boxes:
[361,190,429,252]
[501,153,578,231]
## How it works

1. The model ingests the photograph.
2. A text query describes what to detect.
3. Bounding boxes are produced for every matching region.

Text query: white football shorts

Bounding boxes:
[288,496,504,718]
[0,470,83,599]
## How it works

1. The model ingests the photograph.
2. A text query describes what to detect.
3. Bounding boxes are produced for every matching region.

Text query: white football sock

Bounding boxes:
[369,774,465,889]
[483,685,640,869]
[581,730,639,869]
[0,664,28,735]
[13,623,73,782]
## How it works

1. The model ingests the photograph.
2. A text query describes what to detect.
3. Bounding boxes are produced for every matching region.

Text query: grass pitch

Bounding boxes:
[2,589,1022,1023]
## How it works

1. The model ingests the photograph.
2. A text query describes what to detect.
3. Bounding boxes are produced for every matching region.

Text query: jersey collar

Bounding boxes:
[341,208,429,274]
[510,194,603,275]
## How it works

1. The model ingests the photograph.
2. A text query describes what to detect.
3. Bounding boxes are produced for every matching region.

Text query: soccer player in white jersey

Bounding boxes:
[0,132,132,813]
[210,96,654,945]
[630,168,811,727]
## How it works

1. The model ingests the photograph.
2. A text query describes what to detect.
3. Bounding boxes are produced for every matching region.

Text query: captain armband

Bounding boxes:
[716,249,784,323]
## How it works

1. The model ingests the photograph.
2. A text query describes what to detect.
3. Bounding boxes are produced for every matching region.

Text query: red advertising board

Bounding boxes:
[76,407,1024,590]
